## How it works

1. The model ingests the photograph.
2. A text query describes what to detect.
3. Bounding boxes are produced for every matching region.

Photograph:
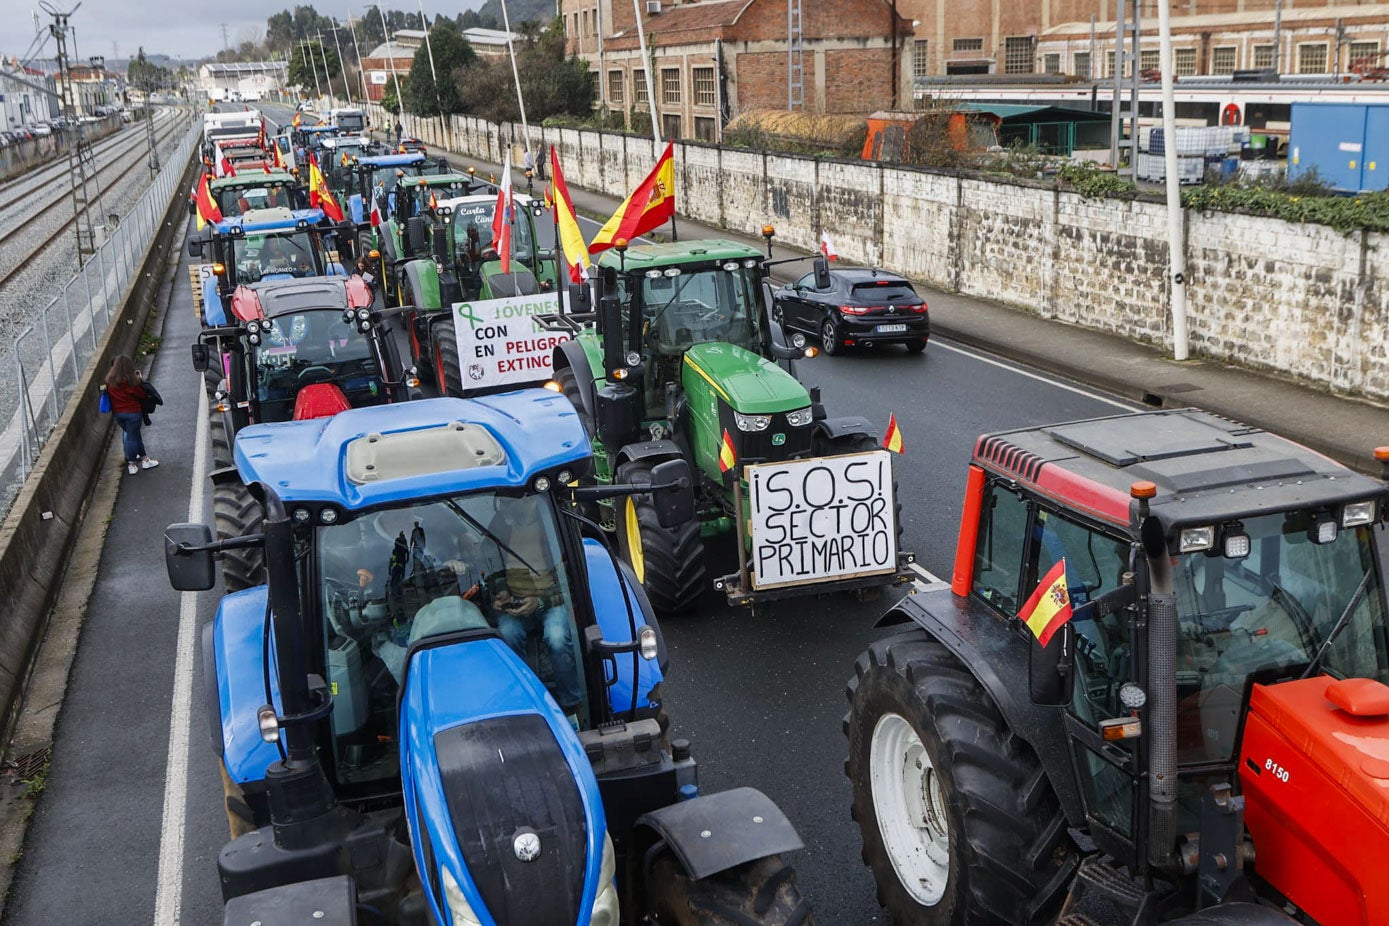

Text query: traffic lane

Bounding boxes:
[656,344,1130,922]
[3,218,225,924]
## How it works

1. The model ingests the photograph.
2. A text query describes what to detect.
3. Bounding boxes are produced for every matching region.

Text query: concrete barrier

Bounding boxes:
[0,147,197,737]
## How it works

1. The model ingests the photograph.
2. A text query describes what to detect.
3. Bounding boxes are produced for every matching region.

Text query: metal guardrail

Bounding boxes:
[0,116,199,518]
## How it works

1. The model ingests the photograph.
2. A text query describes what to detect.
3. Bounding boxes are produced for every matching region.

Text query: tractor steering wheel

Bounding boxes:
[297,365,335,385]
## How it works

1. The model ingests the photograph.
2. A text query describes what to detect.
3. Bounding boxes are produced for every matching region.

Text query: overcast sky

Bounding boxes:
[1,0,483,63]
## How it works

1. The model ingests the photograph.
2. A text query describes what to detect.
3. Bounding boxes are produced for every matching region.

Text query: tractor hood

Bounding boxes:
[400,632,608,926]
[683,342,809,415]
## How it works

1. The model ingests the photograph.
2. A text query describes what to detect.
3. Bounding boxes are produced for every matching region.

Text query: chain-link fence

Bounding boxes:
[0,117,198,519]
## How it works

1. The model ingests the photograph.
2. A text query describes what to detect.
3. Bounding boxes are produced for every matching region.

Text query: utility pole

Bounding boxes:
[377,4,404,114]
[786,0,803,111]
[317,30,333,104]
[302,40,322,100]
[43,0,104,262]
[501,0,531,157]
[631,0,660,143]
[219,22,230,54]
[346,9,370,102]
[329,21,350,103]
[418,0,446,130]
[1156,0,1188,361]
[1272,0,1283,76]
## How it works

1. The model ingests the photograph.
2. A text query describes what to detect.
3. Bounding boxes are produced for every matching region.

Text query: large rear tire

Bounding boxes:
[215,482,265,593]
[844,632,1074,925]
[555,365,594,436]
[648,854,812,925]
[208,405,233,471]
[616,461,705,617]
[430,318,464,397]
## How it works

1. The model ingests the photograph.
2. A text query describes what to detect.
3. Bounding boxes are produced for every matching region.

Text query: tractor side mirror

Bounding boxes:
[650,459,695,528]
[813,256,832,291]
[187,237,204,259]
[190,342,211,373]
[165,522,216,591]
[567,281,590,314]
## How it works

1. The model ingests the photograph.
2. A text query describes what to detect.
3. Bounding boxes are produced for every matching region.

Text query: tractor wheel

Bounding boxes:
[616,461,705,617]
[648,853,811,925]
[555,366,593,436]
[208,405,233,470]
[430,319,464,397]
[844,632,1075,925]
[820,317,842,356]
[215,481,265,593]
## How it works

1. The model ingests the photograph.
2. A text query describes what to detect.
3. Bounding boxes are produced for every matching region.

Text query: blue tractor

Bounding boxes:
[164,394,811,925]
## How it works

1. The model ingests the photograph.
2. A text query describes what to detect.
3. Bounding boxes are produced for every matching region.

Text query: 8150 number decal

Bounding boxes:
[1264,758,1291,783]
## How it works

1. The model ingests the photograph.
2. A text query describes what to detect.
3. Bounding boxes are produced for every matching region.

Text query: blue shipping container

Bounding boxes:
[1289,102,1389,193]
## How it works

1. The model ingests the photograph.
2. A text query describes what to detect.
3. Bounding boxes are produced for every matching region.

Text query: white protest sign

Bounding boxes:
[450,293,570,390]
[746,451,898,590]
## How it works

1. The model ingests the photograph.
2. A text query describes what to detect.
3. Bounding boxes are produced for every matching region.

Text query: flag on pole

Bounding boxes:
[194,171,222,230]
[292,111,302,129]
[589,141,675,255]
[306,152,345,223]
[1018,559,1074,647]
[820,231,839,261]
[428,189,439,212]
[550,148,592,284]
[882,413,903,454]
[214,143,236,178]
[718,429,737,474]
[490,161,514,274]
[369,184,384,227]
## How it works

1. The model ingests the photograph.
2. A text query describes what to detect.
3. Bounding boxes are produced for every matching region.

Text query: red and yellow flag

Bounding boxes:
[1018,559,1073,647]
[589,141,675,255]
[292,111,302,129]
[551,149,592,283]
[883,413,904,454]
[194,171,222,230]
[306,152,345,223]
[718,429,737,474]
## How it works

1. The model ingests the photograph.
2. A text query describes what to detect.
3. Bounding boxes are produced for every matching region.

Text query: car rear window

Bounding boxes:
[850,282,918,302]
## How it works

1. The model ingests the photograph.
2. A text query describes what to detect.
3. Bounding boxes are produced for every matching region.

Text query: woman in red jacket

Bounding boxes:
[104,355,159,476]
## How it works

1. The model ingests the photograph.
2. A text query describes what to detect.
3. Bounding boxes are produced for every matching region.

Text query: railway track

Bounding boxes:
[0,113,190,291]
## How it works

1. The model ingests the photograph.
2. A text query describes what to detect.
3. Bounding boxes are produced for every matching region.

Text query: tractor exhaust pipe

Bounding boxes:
[1134,481,1178,869]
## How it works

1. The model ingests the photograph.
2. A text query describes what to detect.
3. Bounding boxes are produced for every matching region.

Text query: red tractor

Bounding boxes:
[845,409,1389,925]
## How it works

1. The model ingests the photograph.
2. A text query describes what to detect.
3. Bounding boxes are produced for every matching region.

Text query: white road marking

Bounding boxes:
[152,383,209,926]
[930,340,1135,411]
[909,562,944,585]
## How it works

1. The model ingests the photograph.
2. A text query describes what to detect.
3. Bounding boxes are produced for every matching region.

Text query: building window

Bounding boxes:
[581,10,588,34]
[1211,45,1237,75]
[1074,51,1092,78]
[661,68,681,104]
[1004,36,1035,74]
[662,114,681,138]
[635,70,650,104]
[1297,42,1328,74]
[912,39,930,78]
[1174,47,1197,76]
[608,69,624,105]
[1253,44,1276,69]
[1349,41,1380,69]
[693,66,715,106]
[953,37,984,54]
[1043,53,1061,75]
[1106,50,1120,78]
[1139,49,1160,73]
[694,116,716,142]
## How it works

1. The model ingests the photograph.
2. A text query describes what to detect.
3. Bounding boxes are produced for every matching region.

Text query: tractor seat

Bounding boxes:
[486,268,539,297]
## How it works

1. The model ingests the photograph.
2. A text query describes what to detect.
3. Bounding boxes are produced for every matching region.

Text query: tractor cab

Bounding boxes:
[291,122,342,153]
[442,189,555,299]
[317,135,377,196]
[346,152,432,232]
[846,408,1389,926]
[208,170,303,219]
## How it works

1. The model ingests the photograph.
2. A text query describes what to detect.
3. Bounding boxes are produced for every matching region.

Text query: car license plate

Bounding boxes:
[876,324,907,333]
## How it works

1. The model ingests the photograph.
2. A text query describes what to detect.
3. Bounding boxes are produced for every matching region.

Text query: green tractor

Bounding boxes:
[544,233,914,616]
[370,172,560,398]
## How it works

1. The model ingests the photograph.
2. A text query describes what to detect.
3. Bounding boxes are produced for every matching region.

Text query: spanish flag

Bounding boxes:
[194,171,222,230]
[550,148,591,283]
[718,429,736,474]
[292,111,302,129]
[589,141,675,255]
[306,152,345,223]
[1018,559,1073,647]
[883,414,903,454]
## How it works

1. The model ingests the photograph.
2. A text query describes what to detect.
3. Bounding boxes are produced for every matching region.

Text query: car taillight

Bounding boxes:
[839,304,870,315]
[909,302,929,313]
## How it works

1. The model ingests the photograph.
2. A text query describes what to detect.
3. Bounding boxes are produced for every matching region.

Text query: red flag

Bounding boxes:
[882,414,903,454]
[194,171,222,230]
[490,163,514,274]
[589,142,675,255]
[306,152,345,223]
[215,143,236,178]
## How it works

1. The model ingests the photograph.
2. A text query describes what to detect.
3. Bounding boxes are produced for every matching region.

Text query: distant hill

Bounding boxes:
[474,0,556,28]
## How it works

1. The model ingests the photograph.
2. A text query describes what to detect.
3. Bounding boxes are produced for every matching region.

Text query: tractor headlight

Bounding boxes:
[1178,526,1214,553]
[256,705,280,743]
[441,867,484,926]
[590,833,620,926]
[638,626,659,661]
[625,351,642,367]
[734,411,771,432]
[247,333,261,346]
[785,407,814,427]
[356,307,370,320]
[533,475,552,493]
[1311,516,1339,545]
[1222,531,1250,560]
[1343,500,1377,527]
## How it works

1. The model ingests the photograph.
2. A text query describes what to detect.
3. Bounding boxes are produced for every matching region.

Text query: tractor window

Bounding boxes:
[230,231,322,284]
[314,492,585,789]
[1171,512,1388,764]
[971,482,1030,614]
[253,309,382,422]
[640,266,761,353]
[448,199,536,264]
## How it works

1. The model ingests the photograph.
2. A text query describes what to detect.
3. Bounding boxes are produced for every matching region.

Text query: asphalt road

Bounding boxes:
[2,103,1137,924]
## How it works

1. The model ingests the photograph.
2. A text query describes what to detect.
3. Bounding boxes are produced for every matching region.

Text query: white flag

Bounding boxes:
[820,231,838,261]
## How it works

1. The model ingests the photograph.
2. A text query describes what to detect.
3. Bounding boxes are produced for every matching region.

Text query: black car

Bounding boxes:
[772,267,929,355]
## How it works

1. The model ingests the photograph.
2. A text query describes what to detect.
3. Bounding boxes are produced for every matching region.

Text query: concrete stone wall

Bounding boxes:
[363,101,1389,403]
